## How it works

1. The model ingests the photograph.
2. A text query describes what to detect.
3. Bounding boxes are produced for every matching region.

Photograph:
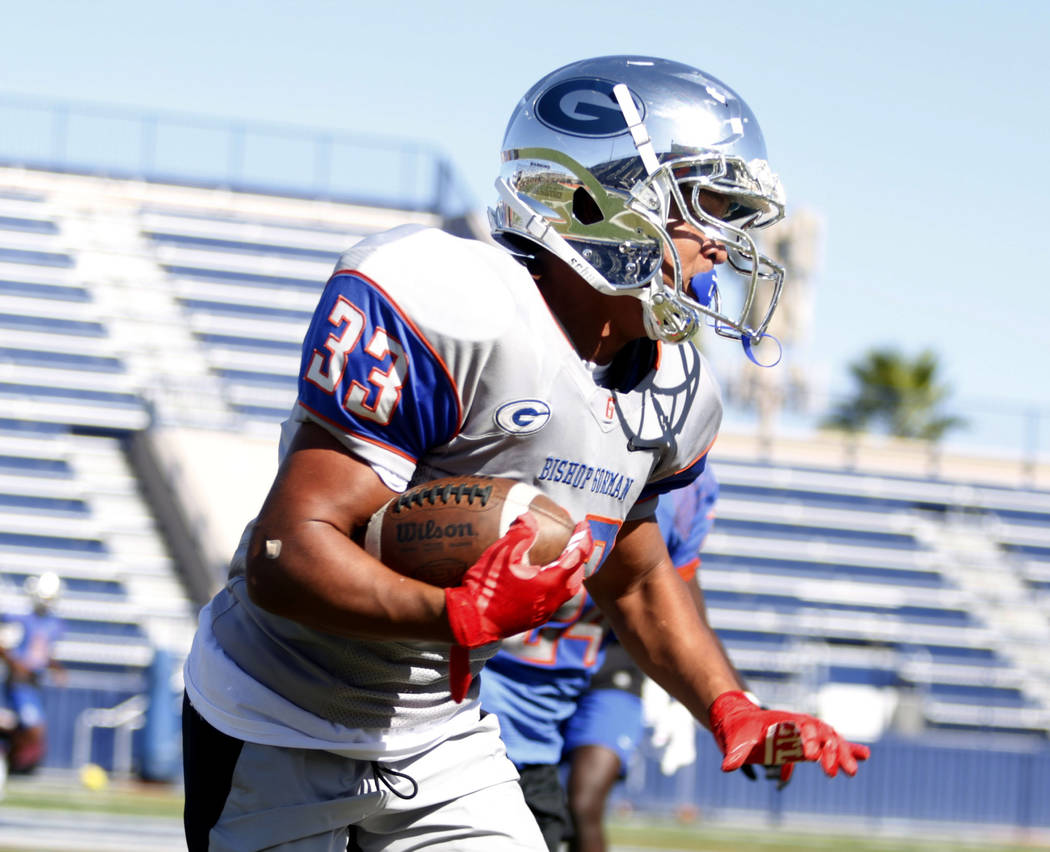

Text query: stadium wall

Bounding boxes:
[619,734,1050,832]
[716,430,1050,492]
[31,679,1050,832]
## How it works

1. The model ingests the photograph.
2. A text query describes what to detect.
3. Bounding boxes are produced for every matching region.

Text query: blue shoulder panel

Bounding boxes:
[297,271,461,464]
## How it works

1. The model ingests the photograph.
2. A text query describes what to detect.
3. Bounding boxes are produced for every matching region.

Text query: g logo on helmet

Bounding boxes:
[494,399,552,435]
[535,78,644,138]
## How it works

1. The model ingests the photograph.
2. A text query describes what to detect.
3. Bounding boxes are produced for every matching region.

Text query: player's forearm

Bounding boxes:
[599,575,739,728]
[588,517,741,726]
[242,421,456,642]
[245,519,454,642]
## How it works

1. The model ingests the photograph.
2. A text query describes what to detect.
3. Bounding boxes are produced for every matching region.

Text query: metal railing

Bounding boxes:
[721,393,1050,489]
[0,92,475,217]
[71,694,148,778]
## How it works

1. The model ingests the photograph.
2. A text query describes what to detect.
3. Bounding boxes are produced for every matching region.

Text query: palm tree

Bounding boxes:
[822,348,965,441]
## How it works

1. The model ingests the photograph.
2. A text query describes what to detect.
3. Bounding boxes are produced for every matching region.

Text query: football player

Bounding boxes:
[181,55,867,851]
[0,573,66,779]
[481,467,723,852]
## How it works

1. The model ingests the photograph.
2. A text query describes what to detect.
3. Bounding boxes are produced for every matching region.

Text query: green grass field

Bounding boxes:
[606,818,1046,852]
[0,775,1046,852]
[0,777,183,819]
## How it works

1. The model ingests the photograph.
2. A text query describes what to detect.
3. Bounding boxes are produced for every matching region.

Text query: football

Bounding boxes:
[364,476,575,587]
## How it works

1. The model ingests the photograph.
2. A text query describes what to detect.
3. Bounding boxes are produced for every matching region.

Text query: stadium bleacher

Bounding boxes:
[142,203,345,423]
[704,446,1050,740]
[0,160,452,773]
[0,421,193,648]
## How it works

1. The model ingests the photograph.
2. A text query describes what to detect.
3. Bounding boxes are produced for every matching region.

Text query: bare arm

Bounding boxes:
[585,515,740,728]
[243,421,453,642]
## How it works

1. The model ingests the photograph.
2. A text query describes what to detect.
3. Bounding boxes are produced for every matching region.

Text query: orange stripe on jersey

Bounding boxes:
[675,556,700,583]
[667,433,718,480]
[297,401,418,464]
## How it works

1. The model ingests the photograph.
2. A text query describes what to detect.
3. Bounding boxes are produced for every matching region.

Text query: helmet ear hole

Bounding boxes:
[572,187,604,225]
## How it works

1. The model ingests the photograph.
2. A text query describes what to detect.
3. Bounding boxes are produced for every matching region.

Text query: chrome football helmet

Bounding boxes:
[489,55,786,345]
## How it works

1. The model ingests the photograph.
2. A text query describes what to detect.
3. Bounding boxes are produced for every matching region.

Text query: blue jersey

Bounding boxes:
[655,465,719,579]
[481,467,719,766]
[2,611,63,676]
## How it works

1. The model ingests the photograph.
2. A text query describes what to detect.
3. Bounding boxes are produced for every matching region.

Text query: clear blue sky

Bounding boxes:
[3,0,1049,453]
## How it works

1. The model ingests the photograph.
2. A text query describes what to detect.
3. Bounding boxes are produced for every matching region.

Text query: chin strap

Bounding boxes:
[613,84,660,177]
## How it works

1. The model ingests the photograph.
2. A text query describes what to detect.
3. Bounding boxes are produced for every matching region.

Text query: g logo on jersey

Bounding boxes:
[535,78,644,138]
[494,399,552,435]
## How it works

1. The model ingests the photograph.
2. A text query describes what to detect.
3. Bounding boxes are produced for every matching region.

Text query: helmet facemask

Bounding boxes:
[638,152,787,342]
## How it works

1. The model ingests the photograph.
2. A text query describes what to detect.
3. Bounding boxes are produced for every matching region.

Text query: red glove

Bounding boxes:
[709,690,870,783]
[445,512,592,702]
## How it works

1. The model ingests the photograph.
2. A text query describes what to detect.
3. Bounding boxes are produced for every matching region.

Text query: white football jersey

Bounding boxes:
[184,225,722,759]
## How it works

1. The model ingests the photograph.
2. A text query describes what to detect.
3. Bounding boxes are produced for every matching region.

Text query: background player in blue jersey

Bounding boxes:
[182,56,866,851]
[482,468,721,852]
[0,572,66,777]
[564,471,722,852]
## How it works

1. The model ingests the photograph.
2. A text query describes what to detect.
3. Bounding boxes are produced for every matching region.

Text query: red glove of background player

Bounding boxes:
[445,512,592,702]
[709,690,870,783]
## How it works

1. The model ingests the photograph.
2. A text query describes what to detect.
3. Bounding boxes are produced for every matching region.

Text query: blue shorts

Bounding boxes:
[562,687,643,772]
[480,663,589,768]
